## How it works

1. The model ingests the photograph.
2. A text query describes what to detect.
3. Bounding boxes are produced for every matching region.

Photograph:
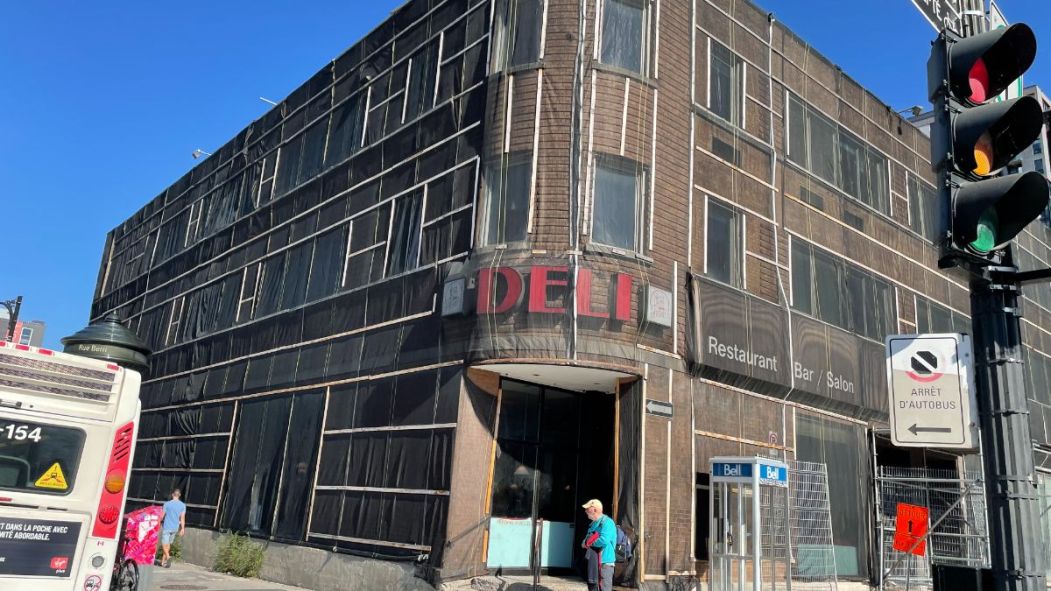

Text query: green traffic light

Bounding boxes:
[969,210,998,254]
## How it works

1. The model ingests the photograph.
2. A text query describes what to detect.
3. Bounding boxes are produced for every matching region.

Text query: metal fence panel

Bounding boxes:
[788,460,838,591]
[876,466,989,591]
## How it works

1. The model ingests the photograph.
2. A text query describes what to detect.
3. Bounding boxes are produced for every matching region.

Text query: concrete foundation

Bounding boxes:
[180,528,434,591]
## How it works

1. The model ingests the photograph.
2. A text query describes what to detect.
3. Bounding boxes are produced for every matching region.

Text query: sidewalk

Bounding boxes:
[145,561,309,591]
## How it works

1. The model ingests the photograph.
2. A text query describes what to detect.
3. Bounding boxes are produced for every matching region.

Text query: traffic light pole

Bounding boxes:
[970,264,1047,591]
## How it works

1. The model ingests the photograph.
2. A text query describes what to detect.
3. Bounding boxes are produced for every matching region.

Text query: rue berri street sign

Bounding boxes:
[886,333,977,449]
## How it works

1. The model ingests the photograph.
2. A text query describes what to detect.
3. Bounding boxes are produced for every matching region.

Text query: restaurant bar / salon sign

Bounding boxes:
[687,275,887,418]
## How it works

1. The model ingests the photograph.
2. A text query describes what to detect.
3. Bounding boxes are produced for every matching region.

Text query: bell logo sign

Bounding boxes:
[720,464,741,477]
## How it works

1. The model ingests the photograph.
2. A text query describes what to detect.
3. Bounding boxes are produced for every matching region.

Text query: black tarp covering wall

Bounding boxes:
[112,0,493,563]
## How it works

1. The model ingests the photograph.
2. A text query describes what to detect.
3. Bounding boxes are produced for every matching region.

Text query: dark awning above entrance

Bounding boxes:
[685,274,888,421]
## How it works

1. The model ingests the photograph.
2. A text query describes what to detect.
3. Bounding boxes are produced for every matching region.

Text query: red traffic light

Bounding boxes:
[968,58,990,103]
[950,23,1036,105]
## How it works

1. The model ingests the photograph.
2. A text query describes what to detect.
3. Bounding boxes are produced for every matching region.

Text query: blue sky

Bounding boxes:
[1,1,1048,350]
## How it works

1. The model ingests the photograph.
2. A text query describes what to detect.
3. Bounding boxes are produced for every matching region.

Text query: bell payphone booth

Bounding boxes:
[710,456,791,591]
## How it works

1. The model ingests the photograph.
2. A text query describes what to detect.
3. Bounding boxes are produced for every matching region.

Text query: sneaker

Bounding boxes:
[164,560,172,568]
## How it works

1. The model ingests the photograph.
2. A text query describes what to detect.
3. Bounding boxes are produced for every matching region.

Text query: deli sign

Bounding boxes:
[445,265,635,322]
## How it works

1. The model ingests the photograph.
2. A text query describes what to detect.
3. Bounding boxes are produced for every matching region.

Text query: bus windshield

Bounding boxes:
[0,418,86,494]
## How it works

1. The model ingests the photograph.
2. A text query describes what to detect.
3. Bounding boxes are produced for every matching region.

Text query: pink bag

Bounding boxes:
[122,506,163,565]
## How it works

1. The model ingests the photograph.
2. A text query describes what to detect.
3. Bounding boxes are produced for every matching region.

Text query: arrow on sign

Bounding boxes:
[645,399,673,418]
[908,424,952,435]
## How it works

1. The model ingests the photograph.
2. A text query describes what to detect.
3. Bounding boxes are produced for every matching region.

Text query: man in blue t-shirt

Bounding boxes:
[160,488,186,568]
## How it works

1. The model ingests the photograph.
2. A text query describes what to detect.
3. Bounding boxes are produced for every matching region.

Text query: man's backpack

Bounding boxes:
[614,524,633,563]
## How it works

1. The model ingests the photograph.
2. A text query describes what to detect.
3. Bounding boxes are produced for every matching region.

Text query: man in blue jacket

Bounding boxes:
[581,499,616,591]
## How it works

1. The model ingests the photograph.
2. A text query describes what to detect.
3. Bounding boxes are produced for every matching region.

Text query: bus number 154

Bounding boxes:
[1,424,43,442]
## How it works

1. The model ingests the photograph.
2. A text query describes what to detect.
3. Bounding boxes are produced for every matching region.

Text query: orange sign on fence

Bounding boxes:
[892,502,929,556]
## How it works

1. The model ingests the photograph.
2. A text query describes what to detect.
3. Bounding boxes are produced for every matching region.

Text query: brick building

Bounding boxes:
[0,314,45,347]
[91,0,1051,588]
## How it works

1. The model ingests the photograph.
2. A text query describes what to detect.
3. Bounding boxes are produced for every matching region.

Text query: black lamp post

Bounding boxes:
[1,296,22,342]
[61,313,151,375]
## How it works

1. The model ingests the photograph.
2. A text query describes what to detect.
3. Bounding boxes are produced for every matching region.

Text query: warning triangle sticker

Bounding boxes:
[35,463,68,490]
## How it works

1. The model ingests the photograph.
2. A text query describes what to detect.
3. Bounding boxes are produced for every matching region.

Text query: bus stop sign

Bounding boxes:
[886,333,977,449]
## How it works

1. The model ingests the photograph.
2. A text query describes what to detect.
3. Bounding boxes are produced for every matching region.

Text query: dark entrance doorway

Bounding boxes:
[486,378,614,573]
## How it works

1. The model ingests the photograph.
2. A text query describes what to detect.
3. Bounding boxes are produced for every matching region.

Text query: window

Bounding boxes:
[1039,473,1051,576]
[1036,158,1044,172]
[1017,247,1051,310]
[915,295,969,334]
[600,0,648,75]
[694,473,711,561]
[404,43,439,122]
[324,93,366,167]
[791,240,894,341]
[483,152,533,245]
[17,327,32,346]
[0,419,85,496]
[787,97,807,165]
[813,249,844,328]
[706,200,741,287]
[165,296,186,346]
[796,414,870,577]
[845,266,894,341]
[275,119,327,196]
[185,199,204,247]
[791,239,812,314]
[709,41,744,125]
[493,0,544,70]
[787,94,890,215]
[1034,142,1042,155]
[839,134,862,198]
[386,191,423,276]
[236,263,262,322]
[592,155,646,252]
[305,225,348,302]
[344,204,390,287]
[908,174,938,242]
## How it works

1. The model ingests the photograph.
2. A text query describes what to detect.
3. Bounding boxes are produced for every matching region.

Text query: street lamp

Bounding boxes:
[1,296,22,342]
[191,148,213,160]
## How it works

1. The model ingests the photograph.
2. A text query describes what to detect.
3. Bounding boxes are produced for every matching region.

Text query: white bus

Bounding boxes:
[0,341,141,591]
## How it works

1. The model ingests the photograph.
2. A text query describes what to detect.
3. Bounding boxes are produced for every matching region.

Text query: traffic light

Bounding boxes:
[927,24,1049,268]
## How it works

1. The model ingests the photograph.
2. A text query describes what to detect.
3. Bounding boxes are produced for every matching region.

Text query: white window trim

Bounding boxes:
[185,199,203,247]
[236,264,262,322]
[165,297,186,346]
[17,327,33,346]
[343,208,391,288]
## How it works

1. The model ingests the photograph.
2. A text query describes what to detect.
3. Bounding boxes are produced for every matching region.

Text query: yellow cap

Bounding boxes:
[581,499,603,511]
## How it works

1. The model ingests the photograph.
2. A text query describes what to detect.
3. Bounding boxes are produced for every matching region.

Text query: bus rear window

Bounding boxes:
[0,418,85,495]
